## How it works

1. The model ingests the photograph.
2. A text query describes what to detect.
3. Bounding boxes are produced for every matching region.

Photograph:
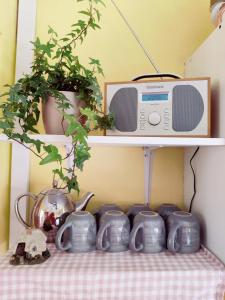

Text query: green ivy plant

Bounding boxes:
[0,0,114,193]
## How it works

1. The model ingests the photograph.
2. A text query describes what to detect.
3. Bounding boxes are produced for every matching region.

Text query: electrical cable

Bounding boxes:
[189,147,200,213]
[110,0,161,74]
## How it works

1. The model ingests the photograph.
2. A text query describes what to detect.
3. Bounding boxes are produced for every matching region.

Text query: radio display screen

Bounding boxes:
[142,93,168,101]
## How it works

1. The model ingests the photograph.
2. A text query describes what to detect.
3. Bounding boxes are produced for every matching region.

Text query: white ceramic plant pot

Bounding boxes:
[42,91,85,135]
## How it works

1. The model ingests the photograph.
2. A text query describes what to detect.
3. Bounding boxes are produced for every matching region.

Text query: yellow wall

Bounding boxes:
[0,0,17,253]
[0,0,213,251]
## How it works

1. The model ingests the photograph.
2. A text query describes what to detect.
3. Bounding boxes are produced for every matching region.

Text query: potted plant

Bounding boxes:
[0,0,114,193]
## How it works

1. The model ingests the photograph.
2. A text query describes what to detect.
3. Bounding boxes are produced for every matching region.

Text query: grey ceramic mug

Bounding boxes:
[55,211,96,253]
[96,211,130,252]
[127,203,151,227]
[167,211,200,254]
[157,203,181,221]
[129,211,166,253]
[94,203,122,229]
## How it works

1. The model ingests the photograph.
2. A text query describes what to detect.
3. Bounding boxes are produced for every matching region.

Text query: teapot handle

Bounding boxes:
[15,193,37,228]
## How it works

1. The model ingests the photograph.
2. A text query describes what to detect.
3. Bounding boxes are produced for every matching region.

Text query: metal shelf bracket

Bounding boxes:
[143,147,158,206]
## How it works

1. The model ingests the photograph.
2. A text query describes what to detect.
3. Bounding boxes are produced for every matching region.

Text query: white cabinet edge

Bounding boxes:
[0,134,225,147]
[15,0,37,80]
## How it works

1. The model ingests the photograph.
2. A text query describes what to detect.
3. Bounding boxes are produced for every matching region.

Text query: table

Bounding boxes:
[0,245,224,300]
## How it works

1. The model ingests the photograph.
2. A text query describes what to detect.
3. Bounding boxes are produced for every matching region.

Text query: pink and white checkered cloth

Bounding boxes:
[46,227,58,243]
[0,245,224,300]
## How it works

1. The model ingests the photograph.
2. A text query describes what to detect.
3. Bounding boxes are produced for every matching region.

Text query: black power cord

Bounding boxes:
[189,147,200,213]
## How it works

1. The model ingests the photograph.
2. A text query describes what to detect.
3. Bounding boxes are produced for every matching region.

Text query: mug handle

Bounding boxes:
[129,222,144,252]
[15,193,37,228]
[87,221,96,246]
[96,223,111,251]
[167,223,180,253]
[55,221,72,251]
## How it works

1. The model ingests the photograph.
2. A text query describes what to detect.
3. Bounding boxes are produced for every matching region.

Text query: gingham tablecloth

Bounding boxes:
[0,245,224,300]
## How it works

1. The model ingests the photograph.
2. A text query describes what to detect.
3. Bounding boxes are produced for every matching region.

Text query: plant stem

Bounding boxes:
[58,1,94,65]
[61,116,66,135]
[63,143,76,161]
[10,138,44,160]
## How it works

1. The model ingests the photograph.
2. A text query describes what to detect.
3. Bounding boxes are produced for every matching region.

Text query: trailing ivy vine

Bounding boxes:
[0,0,114,193]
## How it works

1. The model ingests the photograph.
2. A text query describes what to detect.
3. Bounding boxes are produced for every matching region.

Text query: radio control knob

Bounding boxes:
[148,112,161,126]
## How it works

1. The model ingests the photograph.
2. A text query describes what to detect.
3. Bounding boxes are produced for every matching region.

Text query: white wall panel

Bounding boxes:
[185,23,225,263]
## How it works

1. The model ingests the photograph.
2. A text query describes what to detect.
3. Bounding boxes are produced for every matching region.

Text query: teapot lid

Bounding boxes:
[40,180,69,196]
[40,188,68,196]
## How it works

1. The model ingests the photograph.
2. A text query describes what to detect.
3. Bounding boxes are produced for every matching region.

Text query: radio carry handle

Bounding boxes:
[132,74,181,81]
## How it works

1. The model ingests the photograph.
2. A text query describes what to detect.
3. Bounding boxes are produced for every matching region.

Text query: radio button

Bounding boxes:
[148,112,161,126]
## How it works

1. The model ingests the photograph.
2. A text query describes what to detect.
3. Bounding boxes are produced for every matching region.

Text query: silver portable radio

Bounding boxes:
[105,77,210,137]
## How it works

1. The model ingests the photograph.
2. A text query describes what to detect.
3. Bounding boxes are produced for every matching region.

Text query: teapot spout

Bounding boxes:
[75,192,94,211]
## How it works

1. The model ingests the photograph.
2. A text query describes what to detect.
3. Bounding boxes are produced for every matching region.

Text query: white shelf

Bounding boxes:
[86,136,225,147]
[0,134,225,147]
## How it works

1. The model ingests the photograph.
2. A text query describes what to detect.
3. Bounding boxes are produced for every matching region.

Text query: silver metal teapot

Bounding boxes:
[15,187,94,233]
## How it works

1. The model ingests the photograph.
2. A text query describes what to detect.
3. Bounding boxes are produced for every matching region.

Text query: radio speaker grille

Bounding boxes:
[172,85,204,132]
[109,87,137,132]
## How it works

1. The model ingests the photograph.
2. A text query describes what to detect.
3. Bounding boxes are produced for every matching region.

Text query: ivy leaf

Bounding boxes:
[39,43,55,58]
[94,0,105,6]
[67,176,79,193]
[89,22,101,30]
[80,107,98,129]
[89,58,101,66]
[94,8,101,21]
[73,127,88,145]
[48,26,58,37]
[60,37,70,42]
[32,139,43,153]
[40,145,62,165]
[73,20,86,30]
[79,10,91,17]
[75,143,91,171]
[66,122,78,135]
[64,114,88,142]
[43,144,59,154]
[40,152,62,165]
[0,121,12,129]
